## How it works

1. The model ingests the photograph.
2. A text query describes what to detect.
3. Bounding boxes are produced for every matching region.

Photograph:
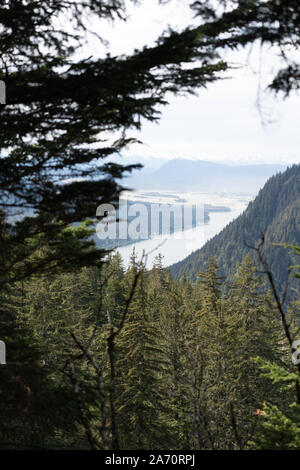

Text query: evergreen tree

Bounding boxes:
[102,252,126,327]
[0,283,80,449]
[222,257,284,448]
[0,0,227,285]
[116,256,174,449]
[249,246,300,449]
[160,276,193,449]
[187,258,226,449]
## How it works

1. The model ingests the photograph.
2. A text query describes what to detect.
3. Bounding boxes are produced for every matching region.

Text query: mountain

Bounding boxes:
[170,164,300,287]
[127,159,287,193]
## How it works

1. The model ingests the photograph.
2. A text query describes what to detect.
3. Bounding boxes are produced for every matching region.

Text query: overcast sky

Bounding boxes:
[89,0,300,166]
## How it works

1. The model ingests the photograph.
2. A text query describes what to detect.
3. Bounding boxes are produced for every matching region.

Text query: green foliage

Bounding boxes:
[250,361,300,450]
[0,285,80,449]
[0,247,298,450]
[191,0,300,95]
[116,258,175,449]
[0,0,228,286]
[250,402,300,450]
[0,1,229,448]
[171,165,300,293]
[2,0,300,451]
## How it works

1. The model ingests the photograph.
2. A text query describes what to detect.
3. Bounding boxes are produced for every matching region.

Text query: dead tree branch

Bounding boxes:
[247,237,300,403]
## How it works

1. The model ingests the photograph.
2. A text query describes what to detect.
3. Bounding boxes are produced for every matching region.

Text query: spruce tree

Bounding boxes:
[115,256,174,449]
[0,0,227,285]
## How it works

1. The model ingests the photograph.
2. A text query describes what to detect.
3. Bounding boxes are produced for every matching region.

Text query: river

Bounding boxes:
[115,193,250,269]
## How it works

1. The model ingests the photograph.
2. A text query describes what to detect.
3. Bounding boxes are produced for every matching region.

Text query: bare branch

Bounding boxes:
[61,360,98,450]
[249,237,300,403]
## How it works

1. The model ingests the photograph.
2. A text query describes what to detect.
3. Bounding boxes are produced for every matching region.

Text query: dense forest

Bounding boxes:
[1,248,299,450]
[1,0,300,452]
[171,165,300,290]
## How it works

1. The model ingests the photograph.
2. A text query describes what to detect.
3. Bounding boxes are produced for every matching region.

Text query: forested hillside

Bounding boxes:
[170,165,300,288]
[2,251,299,449]
[2,0,300,453]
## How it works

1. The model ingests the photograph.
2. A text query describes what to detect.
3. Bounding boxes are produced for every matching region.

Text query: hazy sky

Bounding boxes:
[89,0,300,166]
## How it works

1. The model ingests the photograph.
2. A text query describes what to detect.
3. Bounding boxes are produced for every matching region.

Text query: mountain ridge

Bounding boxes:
[169,164,300,287]
[127,158,287,193]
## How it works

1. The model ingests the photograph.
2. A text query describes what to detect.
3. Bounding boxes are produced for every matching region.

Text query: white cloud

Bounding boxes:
[88,1,300,165]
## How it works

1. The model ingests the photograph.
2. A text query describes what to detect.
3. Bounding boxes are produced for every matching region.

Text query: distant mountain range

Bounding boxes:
[126,159,287,194]
[170,164,300,289]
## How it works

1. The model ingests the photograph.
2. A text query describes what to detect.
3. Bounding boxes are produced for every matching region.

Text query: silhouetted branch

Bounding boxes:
[61,360,98,450]
[248,237,300,403]
[229,402,243,450]
[69,332,109,449]
[107,261,142,450]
